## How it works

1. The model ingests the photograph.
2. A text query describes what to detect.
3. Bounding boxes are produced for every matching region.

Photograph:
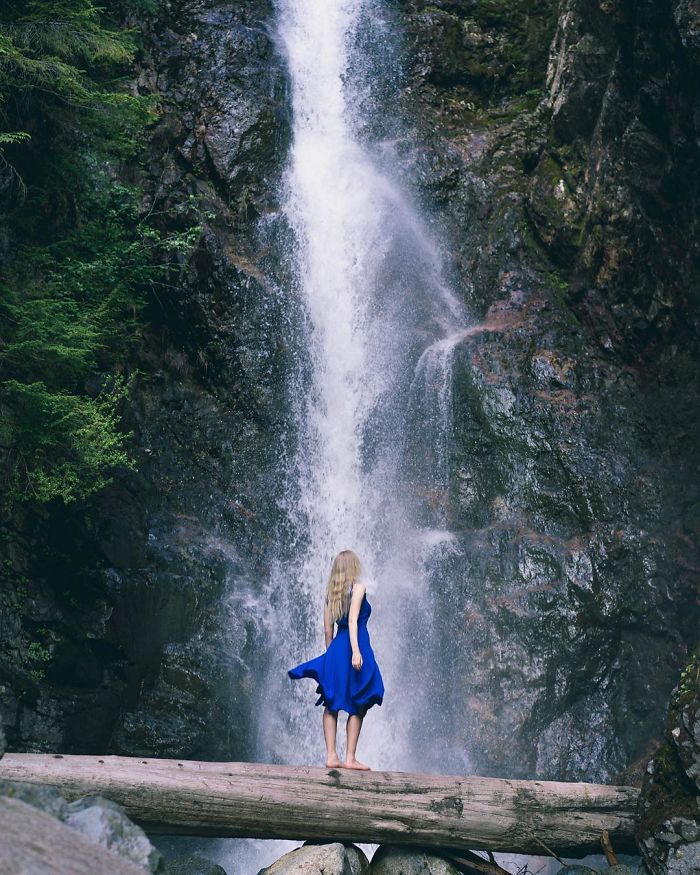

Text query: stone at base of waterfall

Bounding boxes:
[555,868,598,875]
[368,846,460,875]
[65,796,164,873]
[556,868,635,875]
[0,795,148,875]
[166,853,228,875]
[259,842,368,875]
[639,820,700,875]
[0,779,164,873]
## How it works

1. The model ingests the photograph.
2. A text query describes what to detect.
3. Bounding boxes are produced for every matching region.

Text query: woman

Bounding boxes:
[288,549,384,770]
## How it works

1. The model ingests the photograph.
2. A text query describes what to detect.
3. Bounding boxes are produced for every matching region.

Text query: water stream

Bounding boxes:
[231,1,470,870]
[257,0,468,773]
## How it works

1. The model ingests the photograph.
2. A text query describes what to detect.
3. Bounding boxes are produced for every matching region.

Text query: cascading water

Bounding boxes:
[257,0,469,772]
[228,2,471,870]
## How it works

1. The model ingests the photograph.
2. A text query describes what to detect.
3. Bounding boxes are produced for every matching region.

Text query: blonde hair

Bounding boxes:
[325,549,363,624]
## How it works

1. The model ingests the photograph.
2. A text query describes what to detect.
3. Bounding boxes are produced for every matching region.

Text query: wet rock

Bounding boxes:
[260,843,364,875]
[402,0,558,101]
[65,796,164,873]
[395,0,700,783]
[1,796,147,875]
[637,651,700,875]
[166,854,227,875]
[0,780,164,872]
[554,868,597,875]
[0,0,290,759]
[368,846,460,875]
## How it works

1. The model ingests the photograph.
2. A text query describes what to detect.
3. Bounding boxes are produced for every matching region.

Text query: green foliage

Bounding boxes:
[1,179,200,505]
[25,632,59,680]
[0,130,29,146]
[675,650,700,708]
[0,1,202,507]
[27,641,51,662]
[2,377,134,504]
[1,1,140,102]
[546,270,569,292]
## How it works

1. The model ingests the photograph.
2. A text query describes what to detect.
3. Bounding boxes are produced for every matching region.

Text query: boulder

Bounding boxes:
[260,842,364,875]
[0,779,164,872]
[301,841,367,875]
[65,795,164,873]
[0,795,146,875]
[343,845,369,875]
[166,854,228,875]
[637,651,700,874]
[0,777,69,819]
[368,846,460,875]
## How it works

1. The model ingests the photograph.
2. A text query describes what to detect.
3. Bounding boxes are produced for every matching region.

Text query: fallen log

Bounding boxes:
[0,754,639,857]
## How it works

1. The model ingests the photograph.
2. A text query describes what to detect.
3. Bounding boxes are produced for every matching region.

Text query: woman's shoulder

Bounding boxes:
[350,580,367,596]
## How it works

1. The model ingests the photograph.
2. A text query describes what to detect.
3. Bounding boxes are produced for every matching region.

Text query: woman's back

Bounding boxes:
[336,581,371,626]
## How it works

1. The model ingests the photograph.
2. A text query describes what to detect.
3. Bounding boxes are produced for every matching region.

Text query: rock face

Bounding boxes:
[637,650,700,874]
[0,0,698,792]
[393,0,700,780]
[0,779,164,872]
[0,0,290,759]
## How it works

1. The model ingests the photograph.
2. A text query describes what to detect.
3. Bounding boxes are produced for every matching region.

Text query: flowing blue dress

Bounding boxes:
[287,586,384,716]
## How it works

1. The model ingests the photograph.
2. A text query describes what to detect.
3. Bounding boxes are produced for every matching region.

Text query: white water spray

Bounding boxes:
[256,0,470,779]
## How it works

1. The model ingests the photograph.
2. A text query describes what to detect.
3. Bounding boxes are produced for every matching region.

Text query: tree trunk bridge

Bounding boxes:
[0,754,640,857]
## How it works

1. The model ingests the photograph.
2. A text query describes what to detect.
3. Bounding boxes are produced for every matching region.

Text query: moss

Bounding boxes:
[469,0,559,97]
[414,0,557,103]
[674,650,700,710]
[637,649,700,837]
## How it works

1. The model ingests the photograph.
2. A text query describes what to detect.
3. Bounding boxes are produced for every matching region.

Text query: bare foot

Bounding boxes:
[344,758,371,770]
[325,755,342,768]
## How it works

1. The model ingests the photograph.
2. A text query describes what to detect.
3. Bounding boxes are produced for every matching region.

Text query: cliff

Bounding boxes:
[0,0,698,795]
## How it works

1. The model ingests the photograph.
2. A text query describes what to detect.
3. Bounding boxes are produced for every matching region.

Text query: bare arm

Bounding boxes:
[323,600,334,649]
[347,583,366,670]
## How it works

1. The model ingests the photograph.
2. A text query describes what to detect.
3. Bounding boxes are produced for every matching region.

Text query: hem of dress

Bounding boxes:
[288,667,383,716]
[314,689,383,717]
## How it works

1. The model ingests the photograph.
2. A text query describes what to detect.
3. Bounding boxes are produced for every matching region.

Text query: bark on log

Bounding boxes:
[0,754,640,856]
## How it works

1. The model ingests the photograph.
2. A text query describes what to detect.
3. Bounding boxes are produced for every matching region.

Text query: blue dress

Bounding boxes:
[287,587,384,716]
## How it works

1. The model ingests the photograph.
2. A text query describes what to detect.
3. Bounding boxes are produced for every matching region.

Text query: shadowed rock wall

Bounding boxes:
[395,0,700,780]
[0,0,291,759]
[1,0,698,788]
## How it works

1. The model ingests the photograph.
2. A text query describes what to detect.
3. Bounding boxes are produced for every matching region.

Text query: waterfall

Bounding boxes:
[226,2,470,868]
[255,0,469,772]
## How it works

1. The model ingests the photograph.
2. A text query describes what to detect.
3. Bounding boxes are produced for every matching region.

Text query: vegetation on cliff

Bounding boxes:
[0,0,195,505]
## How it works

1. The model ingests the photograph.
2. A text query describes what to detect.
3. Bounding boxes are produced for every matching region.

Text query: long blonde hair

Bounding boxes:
[325,549,363,623]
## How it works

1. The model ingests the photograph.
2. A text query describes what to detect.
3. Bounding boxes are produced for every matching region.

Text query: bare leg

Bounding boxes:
[323,708,342,768]
[344,707,370,770]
